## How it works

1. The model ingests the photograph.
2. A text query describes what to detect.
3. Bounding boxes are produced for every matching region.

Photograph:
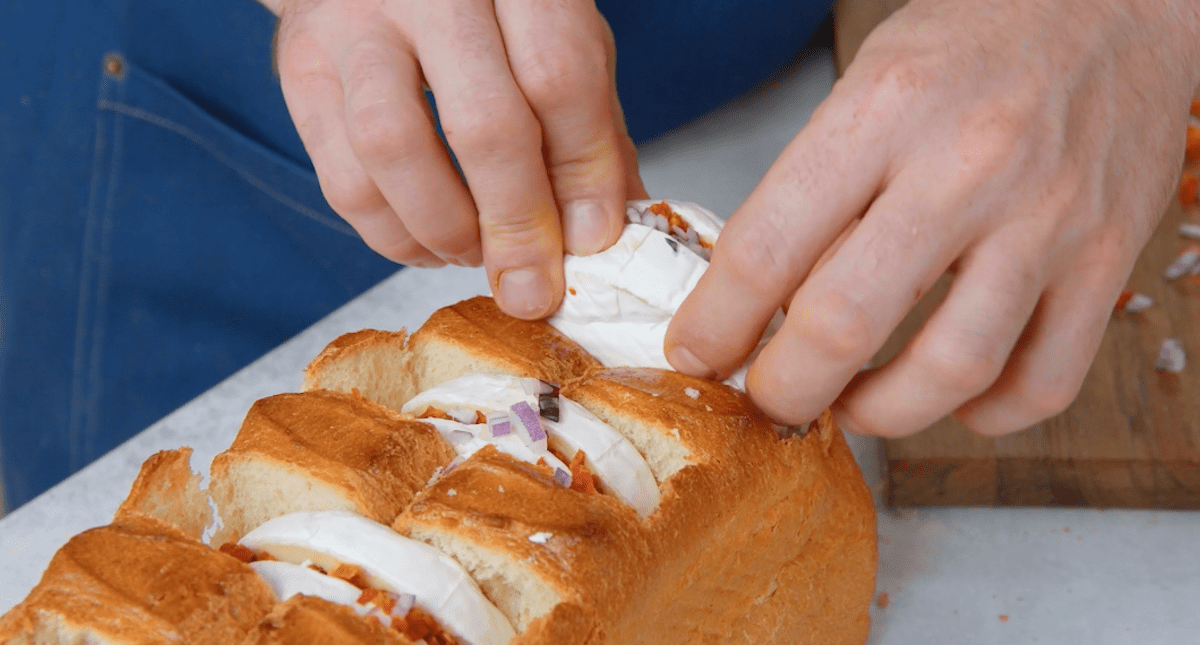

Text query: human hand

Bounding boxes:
[263,0,645,319]
[665,0,1200,436]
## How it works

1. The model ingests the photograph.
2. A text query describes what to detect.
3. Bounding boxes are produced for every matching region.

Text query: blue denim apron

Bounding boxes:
[0,0,832,509]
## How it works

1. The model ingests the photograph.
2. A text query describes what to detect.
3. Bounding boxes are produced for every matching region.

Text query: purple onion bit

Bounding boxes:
[538,392,561,422]
[510,401,547,445]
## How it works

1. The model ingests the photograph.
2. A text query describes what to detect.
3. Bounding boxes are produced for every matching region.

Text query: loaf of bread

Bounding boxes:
[0,201,877,644]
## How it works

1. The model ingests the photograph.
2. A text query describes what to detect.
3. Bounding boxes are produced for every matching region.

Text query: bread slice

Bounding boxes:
[302,329,421,412]
[0,514,275,645]
[114,447,213,541]
[304,297,603,409]
[394,445,648,644]
[394,367,876,645]
[239,595,415,645]
[209,390,456,543]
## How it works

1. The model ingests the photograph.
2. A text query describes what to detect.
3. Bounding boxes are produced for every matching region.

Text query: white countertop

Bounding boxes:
[2,49,1197,644]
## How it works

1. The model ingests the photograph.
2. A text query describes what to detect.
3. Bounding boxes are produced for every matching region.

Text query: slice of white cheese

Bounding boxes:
[241,511,515,645]
[403,373,660,516]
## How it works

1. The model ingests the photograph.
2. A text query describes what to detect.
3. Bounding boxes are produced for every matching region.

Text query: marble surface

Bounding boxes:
[2,48,1198,643]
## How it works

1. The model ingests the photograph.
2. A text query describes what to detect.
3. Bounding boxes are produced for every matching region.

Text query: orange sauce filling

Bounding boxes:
[220,541,459,644]
[647,201,713,250]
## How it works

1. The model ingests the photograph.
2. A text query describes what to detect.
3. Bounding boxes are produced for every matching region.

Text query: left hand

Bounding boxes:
[664,0,1200,437]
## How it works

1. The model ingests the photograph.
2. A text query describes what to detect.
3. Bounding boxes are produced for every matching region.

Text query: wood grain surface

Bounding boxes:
[834,0,1200,507]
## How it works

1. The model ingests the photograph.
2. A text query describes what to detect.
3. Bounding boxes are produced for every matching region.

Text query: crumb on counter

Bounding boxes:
[876,593,889,609]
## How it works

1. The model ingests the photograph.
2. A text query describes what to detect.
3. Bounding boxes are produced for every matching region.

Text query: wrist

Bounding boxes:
[257,0,283,17]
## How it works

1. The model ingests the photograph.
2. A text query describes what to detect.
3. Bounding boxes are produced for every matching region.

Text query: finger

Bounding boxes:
[277,26,443,267]
[664,90,894,379]
[832,230,1051,438]
[743,164,978,425]
[953,259,1120,436]
[413,1,564,319]
[497,0,631,255]
[338,26,483,266]
[610,76,648,201]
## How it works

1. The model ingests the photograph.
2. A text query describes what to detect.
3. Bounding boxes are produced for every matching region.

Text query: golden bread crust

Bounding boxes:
[407,296,603,388]
[303,329,418,411]
[239,595,415,645]
[210,390,455,541]
[114,447,210,541]
[0,515,274,645]
[395,446,649,638]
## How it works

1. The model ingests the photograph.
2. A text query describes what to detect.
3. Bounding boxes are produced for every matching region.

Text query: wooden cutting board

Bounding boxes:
[834,0,1200,508]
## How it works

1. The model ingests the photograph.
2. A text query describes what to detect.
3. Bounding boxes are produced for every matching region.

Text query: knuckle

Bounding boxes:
[345,102,423,166]
[319,171,382,217]
[955,99,1035,180]
[419,223,480,259]
[840,405,897,438]
[859,52,934,119]
[1023,376,1082,420]
[512,44,606,110]
[444,97,540,161]
[481,208,555,253]
[795,291,875,364]
[367,232,433,266]
[917,338,1005,395]
[720,217,802,296]
[547,135,620,186]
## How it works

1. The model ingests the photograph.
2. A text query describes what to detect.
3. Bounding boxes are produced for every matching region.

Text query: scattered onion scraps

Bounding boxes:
[1156,339,1187,373]
[1163,246,1200,281]
[1182,223,1200,240]
[1114,290,1153,313]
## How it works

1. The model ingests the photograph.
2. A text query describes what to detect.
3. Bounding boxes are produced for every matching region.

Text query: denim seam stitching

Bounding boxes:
[70,75,114,471]
[95,99,356,237]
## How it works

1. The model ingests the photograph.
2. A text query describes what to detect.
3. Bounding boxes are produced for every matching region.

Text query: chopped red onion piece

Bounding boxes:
[1156,338,1186,373]
[538,392,560,422]
[1181,223,1200,240]
[553,467,572,488]
[391,592,416,618]
[625,205,641,223]
[1164,248,1200,280]
[446,429,474,446]
[510,401,548,448]
[1124,293,1153,312]
[486,410,511,438]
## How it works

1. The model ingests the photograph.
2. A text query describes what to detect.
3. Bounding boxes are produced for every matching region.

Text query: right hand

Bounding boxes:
[264,0,647,318]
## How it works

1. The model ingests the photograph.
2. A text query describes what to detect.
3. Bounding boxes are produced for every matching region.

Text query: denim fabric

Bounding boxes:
[0,0,831,510]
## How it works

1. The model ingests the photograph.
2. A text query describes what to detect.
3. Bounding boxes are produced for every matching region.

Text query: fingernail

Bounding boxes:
[562,200,611,256]
[498,267,554,319]
[667,345,716,379]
